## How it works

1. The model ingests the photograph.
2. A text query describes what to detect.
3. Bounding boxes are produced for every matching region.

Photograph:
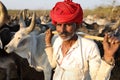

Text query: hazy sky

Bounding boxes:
[0,0,120,10]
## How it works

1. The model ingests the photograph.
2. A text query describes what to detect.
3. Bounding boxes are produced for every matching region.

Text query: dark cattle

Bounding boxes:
[79,21,101,36]
[0,1,22,79]
[0,28,19,80]
[0,24,20,32]
[0,55,18,80]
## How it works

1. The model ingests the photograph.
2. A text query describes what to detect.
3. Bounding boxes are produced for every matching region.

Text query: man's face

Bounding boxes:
[56,23,76,41]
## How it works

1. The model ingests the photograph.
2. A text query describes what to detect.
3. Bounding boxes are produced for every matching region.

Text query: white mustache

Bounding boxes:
[58,32,68,35]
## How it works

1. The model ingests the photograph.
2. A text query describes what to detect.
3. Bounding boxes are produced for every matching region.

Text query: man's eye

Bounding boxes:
[56,24,62,26]
[66,24,72,26]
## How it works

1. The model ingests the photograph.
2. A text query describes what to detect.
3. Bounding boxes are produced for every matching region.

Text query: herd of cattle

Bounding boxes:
[0,1,120,80]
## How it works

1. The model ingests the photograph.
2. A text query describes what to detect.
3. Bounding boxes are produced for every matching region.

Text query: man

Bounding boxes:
[45,0,120,80]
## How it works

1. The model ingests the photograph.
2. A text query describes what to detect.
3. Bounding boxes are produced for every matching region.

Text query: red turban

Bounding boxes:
[50,0,83,25]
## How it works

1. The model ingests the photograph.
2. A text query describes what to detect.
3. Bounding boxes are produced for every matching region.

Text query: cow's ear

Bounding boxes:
[0,38,3,49]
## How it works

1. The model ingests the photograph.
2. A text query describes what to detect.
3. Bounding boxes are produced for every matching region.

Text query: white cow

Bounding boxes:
[5,11,56,80]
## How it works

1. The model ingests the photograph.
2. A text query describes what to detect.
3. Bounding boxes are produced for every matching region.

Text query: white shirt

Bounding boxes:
[45,35,114,80]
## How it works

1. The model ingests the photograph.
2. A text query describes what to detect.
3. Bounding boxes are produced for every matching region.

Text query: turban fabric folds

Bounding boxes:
[50,0,83,25]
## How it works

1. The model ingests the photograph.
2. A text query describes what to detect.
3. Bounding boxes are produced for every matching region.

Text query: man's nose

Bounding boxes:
[61,24,66,32]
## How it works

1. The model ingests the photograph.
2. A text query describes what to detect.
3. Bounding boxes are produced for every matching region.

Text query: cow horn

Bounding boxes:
[0,1,8,28]
[26,12,36,34]
[22,9,27,21]
[19,10,26,28]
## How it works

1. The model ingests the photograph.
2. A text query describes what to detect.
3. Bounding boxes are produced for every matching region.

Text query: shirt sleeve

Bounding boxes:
[95,60,114,80]
[45,47,57,68]
[88,42,114,80]
[45,37,61,68]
